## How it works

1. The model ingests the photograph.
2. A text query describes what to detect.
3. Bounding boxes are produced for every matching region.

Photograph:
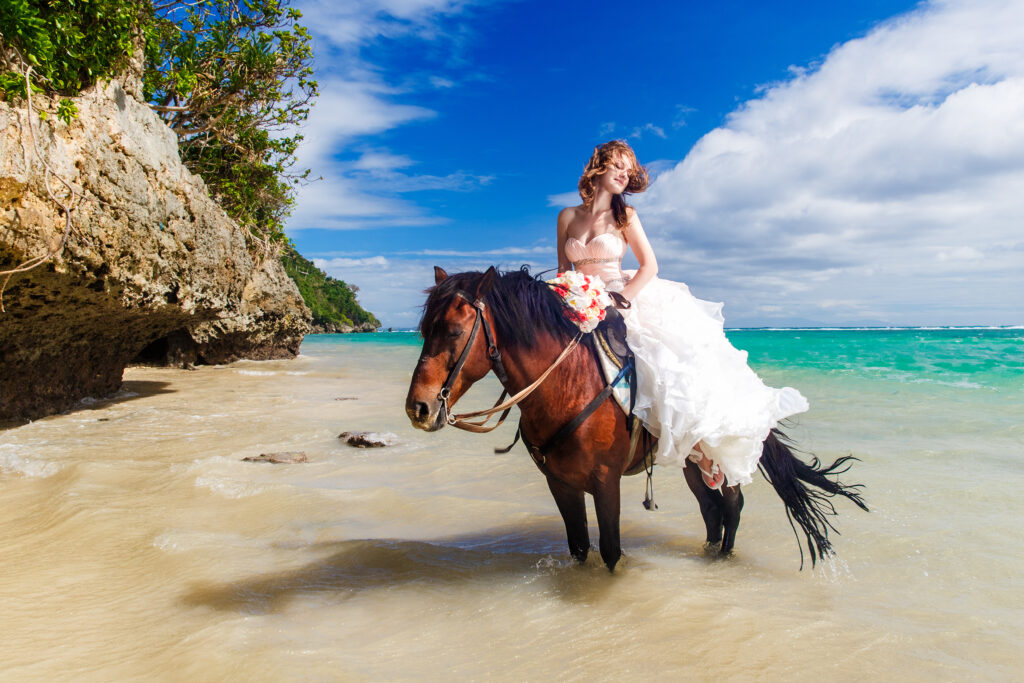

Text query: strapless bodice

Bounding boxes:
[564,232,628,289]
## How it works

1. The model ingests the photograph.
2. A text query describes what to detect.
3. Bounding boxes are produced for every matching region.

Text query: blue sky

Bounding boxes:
[287,0,1024,328]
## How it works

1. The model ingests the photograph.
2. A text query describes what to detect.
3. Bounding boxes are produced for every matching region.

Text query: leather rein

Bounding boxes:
[437,289,582,434]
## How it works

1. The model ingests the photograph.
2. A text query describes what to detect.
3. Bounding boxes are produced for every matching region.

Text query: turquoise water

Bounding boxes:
[307,326,1024,389]
[3,327,1021,677]
[730,327,1024,388]
[310,325,1024,466]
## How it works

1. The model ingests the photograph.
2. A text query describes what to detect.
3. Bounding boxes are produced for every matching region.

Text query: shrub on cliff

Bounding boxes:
[0,0,140,122]
[281,247,380,331]
[144,0,317,249]
[0,0,316,250]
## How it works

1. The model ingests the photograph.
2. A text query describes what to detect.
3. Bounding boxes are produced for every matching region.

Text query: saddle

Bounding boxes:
[590,309,658,477]
[591,308,633,417]
[496,305,660,508]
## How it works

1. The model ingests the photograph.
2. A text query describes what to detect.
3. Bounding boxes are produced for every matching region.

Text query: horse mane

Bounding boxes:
[419,266,579,349]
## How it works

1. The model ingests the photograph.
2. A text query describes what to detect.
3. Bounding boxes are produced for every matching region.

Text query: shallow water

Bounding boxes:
[1,330,1022,680]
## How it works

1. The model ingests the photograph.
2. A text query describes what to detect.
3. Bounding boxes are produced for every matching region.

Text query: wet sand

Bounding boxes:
[1,334,1021,680]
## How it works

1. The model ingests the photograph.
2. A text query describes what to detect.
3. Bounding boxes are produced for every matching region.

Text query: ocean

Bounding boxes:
[1,327,1021,679]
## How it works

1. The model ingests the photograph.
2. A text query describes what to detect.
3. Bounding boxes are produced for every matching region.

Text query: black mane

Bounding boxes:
[419,266,579,348]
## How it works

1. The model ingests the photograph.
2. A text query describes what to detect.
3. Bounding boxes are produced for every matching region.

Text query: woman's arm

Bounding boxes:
[556,207,574,273]
[619,208,659,301]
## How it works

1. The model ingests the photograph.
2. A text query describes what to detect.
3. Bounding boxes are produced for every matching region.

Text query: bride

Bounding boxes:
[557,140,809,490]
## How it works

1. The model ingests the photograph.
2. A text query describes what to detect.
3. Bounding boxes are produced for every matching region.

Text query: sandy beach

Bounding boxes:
[0,330,1021,680]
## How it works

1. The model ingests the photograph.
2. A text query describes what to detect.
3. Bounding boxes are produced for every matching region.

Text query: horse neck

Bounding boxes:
[498,333,599,425]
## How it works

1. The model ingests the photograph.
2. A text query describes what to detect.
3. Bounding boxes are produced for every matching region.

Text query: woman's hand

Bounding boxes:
[609,292,631,309]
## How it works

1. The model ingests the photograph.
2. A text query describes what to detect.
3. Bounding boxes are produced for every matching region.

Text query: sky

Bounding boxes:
[286,0,1024,329]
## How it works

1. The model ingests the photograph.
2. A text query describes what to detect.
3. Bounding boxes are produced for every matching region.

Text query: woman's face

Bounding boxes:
[598,154,632,195]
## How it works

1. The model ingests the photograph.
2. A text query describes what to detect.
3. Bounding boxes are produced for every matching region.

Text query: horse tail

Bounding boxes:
[758,428,869,569]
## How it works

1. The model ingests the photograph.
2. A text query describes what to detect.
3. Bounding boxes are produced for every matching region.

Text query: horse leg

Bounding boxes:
[546,475,590,563]
[683,459,725,547]
[719,484,744,555]
[593,478,622,572]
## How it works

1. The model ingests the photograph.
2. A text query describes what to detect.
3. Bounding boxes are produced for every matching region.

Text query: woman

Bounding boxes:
[557,140,808,490]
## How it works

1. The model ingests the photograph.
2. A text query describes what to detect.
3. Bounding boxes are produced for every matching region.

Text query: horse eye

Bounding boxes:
[447,328,463,339]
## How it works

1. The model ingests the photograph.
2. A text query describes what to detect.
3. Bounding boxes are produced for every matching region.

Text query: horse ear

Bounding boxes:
[475,266,498,299]
[434,266,449,285]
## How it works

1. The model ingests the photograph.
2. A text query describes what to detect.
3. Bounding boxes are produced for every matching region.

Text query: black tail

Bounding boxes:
[759,429,868,569]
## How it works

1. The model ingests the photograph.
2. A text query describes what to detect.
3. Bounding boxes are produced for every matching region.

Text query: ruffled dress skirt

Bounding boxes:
[619,273,809,486]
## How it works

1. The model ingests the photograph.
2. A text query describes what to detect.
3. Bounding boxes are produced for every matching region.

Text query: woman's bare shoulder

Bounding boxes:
[625,205,644,225]
[557,205,583,225]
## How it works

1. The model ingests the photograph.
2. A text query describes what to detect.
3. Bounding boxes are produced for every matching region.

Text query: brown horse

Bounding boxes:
[405,266,867,571]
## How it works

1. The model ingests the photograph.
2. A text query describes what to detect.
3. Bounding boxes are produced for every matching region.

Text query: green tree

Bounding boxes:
[0,0,141,122]
[145,0,318,248]
[2,2,378,327]
[1,0,317,249]
[281,246,380,330]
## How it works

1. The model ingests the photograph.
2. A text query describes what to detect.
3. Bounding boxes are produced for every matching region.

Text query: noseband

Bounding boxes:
[435,288,583,434]
[437,290,509,424]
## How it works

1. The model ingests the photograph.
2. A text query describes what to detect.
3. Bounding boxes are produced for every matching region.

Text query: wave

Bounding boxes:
[0,445,61,478]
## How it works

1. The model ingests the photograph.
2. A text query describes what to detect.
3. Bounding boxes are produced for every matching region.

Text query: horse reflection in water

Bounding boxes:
[406,266,867,571]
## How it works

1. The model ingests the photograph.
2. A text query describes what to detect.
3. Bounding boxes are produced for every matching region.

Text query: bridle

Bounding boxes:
[436,289,581,433]
[436,290,508,419]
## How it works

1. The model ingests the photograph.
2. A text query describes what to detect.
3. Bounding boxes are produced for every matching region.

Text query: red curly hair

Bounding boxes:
[577,140,650,232]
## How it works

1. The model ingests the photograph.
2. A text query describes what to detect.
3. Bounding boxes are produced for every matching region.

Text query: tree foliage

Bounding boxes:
[1,0,318,248]
[281,246,380,330]
[145,0,318,246]
[0,0,141,122]
[1,1,378,326]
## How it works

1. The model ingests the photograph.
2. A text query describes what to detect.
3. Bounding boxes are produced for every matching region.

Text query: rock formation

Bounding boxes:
[0,81,310,421]
[309,321,378,334]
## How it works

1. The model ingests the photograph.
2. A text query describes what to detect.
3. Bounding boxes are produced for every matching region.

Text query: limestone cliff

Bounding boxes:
[0,82,310,421]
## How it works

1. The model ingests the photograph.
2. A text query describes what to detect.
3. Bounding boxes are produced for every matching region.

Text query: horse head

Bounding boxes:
[405,265,500,431]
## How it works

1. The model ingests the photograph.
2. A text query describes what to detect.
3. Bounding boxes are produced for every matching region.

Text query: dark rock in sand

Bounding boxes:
[242,452,308,464]
[338,431,397,448]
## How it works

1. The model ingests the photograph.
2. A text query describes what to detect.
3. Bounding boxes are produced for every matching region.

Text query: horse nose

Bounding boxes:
[407,400,430,422]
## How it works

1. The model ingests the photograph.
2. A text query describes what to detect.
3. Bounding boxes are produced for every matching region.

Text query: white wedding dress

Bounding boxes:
[564,232,809,486]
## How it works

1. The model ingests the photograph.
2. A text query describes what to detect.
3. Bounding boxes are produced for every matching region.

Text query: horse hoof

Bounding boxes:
[703,541,723,557]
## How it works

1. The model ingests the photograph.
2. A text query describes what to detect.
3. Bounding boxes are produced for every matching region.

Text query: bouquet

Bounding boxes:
[546,271,613,333]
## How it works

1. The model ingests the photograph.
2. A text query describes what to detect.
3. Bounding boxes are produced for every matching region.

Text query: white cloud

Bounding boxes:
[315,256,390,269]
[429,76,456,89]
[351,150,417,171]
[672,105,697,129]
[637,0,1024,325]
[286,1,492,233]
[296,80,434,167]
[547,191,580,207]
[312,243,553,326]
[629,122,667,139]
[408,245,550,257]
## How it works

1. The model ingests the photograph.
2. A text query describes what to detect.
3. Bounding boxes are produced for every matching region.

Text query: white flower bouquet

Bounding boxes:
[546,271,613,333]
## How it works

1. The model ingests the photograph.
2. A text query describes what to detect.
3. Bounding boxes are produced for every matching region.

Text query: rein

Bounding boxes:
[437,289,582,434]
